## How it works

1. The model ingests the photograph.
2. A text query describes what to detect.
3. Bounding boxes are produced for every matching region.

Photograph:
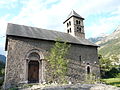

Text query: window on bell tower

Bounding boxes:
[67,23,69,27]
[76,20,78,24]
[79,21,80,24]
[79,28,81,32]
[69,28,71,33]
[69,21,71,26]
[67,29,69,33]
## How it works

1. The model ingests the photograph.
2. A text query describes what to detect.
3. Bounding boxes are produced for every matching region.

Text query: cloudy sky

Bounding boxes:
[0,0,120,55]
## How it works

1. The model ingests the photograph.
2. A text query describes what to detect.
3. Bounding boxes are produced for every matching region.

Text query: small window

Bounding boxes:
[69,21,71,26]
[87,66,90,74]
[69,28,71,33]
[77,27,79,29]
[76,20,78,24]
[67,23,69,27]
[79,56,81,62]
[79,28,81,32]
[79,21,80,24]
[67,29,69,33]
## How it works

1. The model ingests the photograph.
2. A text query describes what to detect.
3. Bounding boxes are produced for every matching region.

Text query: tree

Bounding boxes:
[46,39,71,84]
[0,60,5,76]
[99,55,112,78]
[111,55,119,66]
[99,54,120,78]
[99,55,112,72]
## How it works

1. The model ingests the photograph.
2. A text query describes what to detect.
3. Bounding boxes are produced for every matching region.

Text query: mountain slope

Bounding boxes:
[96,25,120,58]
[88,37,104,43]
[88,25,120,58]
[0,54,6,63]
[99,37,120,57]
[88,33,108,43]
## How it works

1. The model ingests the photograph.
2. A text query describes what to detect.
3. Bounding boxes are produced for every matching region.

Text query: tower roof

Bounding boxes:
[63,10,84,23]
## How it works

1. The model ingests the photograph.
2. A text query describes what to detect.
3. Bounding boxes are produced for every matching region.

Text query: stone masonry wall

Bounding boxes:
[4,36,100,89]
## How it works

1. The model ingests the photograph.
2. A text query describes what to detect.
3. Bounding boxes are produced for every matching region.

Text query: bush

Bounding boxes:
[85,74,99,84]
[101,67,120,78]
[116,73,120,78]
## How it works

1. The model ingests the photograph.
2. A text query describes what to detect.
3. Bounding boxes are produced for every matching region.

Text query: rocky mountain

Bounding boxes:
[92,25,120,58]
[88,33,107,43]
[0,54,6,63]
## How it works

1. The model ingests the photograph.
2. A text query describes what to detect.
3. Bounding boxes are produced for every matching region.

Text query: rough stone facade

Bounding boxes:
[4,36,100,89]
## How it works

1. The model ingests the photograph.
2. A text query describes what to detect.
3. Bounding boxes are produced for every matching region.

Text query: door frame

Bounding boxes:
[24,49,44,83]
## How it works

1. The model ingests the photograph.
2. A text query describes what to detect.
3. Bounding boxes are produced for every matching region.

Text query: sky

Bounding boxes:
[0,0,120,55]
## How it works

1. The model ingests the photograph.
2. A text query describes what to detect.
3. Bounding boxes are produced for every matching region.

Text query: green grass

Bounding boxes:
[101,78,120,87]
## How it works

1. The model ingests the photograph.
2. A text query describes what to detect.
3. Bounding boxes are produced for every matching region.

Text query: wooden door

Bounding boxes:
[28,61,39,83]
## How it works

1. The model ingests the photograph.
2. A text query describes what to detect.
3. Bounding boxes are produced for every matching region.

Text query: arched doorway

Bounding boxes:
[25,49,45,83]
[28,61,39,83]
[28,52,41,83]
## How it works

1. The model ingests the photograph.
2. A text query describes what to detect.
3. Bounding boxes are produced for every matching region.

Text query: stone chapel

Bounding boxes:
[4,10,100,89]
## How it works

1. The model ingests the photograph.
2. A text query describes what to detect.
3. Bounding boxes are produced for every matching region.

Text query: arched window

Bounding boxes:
[79,28,81,32]
[67,23,69,27]
[69,21,71,26]
[69,28,71,33]
[87,66,90,74]
[79,21,80,24]
[76,20,78,24]
[79,56,82,63]
[67,29,69,33]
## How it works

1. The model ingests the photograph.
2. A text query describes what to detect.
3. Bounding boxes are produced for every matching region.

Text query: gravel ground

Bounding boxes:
[20,83,120,90]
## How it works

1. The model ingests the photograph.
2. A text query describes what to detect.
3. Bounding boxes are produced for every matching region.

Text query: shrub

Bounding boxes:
[116,73,120,78]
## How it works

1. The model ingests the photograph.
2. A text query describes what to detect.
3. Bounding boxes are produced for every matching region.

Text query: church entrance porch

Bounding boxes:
[28,61,39,83]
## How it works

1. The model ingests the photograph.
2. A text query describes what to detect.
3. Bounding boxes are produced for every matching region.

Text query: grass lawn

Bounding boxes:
[101,78,120,87]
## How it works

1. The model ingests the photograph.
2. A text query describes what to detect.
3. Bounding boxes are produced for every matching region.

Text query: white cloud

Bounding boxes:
[0,0,19,9]
[0,15,7,55]
[85,4,120,38]
[85,22,115,38]
[10,0,120,32]
[0,0,120,55]
[0,15,8,37]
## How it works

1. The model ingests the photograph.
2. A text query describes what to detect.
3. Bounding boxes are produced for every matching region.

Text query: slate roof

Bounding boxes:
[5,23,98,50]
[63,10,84,23]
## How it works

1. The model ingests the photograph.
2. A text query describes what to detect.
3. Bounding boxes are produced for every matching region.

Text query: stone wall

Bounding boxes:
[4,36,100,89]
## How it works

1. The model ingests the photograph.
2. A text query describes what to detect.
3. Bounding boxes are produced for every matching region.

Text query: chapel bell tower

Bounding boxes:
[63,10,85,38]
